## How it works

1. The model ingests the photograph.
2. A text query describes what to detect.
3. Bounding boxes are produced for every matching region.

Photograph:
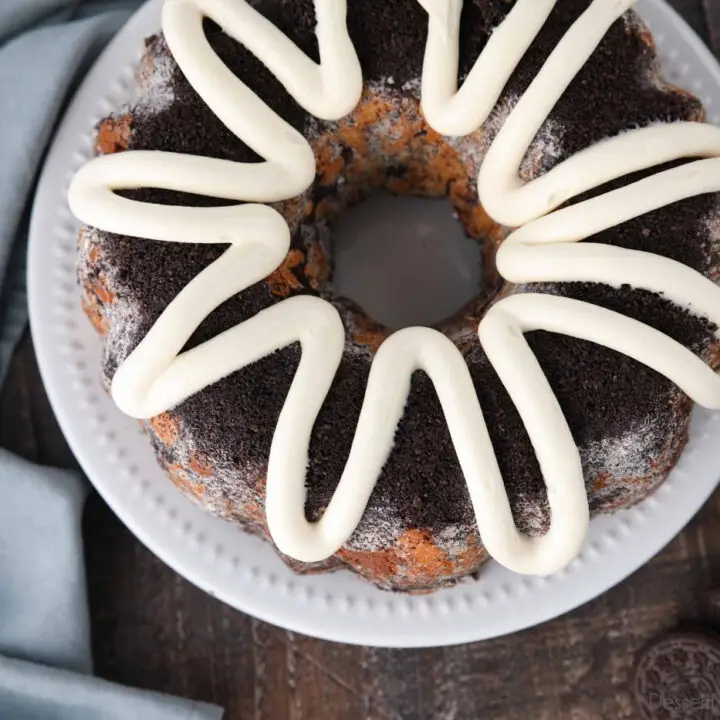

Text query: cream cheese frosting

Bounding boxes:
[69,0,720,575]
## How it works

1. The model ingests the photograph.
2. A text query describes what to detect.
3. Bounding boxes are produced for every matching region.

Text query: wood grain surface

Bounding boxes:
[2,2,720,718]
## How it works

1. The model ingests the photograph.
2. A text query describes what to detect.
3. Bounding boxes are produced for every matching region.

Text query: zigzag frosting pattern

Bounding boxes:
[70,0,720,575]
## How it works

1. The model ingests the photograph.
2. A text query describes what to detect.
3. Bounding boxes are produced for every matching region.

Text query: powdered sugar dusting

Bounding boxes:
[135,41,176,116]
[177,424,266,519]
[433,523,477,556]
[582,419,662,480]
[347,509,403,552]
[705,200,720,245]
[445,92,566,183]
[703,197,720,283]
[521,116,565,179]
[102,296,146,377]
[401,77,421,96]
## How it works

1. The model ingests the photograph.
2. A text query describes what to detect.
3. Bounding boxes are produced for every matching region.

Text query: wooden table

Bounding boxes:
[2,3,720,718]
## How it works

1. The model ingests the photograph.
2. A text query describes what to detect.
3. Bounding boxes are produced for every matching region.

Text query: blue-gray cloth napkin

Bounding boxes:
[0,1,224,717]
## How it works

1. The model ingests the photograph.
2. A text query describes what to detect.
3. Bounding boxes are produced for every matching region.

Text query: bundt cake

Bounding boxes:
[70,0,720,592]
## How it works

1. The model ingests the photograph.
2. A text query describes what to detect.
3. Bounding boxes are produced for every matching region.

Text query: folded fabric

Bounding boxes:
[0,1,224,717]
[0,655,222,720]
[0,450,90,675]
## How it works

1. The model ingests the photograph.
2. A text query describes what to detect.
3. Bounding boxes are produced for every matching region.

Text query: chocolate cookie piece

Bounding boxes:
[701,589,720,627]
[632,631,720,719]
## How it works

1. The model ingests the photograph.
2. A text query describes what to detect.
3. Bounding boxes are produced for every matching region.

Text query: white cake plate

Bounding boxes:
[28,0,720,648]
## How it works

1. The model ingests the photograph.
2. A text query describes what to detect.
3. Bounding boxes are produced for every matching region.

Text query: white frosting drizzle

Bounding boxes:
[69,0,720,576]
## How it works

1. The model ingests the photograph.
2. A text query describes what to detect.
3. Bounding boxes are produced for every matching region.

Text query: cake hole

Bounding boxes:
[289,86,508,340]
[332,193,483,330]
